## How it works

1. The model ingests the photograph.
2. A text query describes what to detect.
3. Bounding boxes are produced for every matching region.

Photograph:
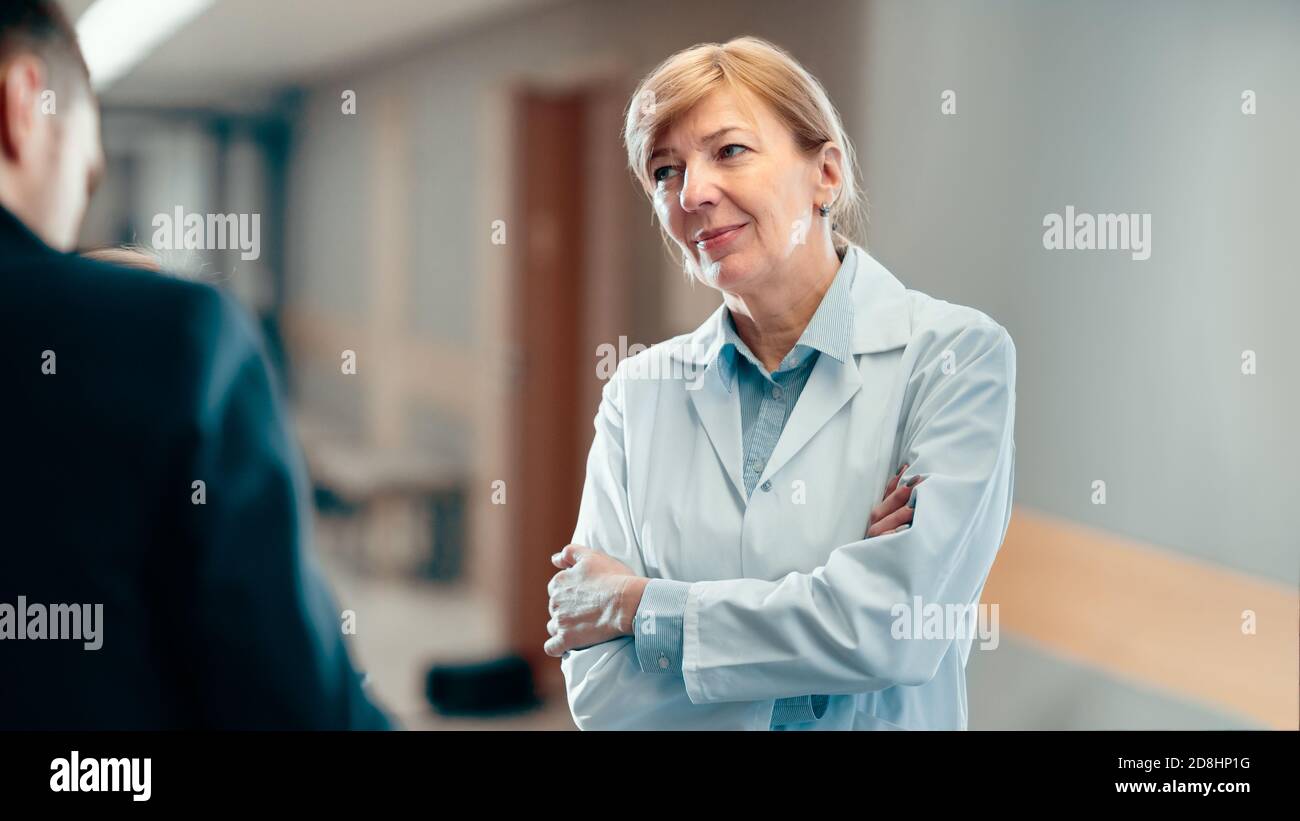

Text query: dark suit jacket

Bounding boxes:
[0,205,392,729]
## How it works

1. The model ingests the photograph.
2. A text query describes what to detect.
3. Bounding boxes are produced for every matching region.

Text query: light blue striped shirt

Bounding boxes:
[632,248,856,727]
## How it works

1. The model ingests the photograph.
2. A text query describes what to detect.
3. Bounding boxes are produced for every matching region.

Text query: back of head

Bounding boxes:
[0,0,90,98]
[0,0,99,252]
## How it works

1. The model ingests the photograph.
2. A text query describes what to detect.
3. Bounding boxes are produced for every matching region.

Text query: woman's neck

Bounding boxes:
[724,242,843,373]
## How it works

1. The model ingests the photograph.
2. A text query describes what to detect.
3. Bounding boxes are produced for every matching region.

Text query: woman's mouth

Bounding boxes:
[695,223,747,253]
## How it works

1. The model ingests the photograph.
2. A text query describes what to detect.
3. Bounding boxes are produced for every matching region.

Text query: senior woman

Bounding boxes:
[544,36,1016,730]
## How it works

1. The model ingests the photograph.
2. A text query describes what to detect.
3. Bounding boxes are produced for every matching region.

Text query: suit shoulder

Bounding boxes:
[64,257,266,389]
[44,254,243,336]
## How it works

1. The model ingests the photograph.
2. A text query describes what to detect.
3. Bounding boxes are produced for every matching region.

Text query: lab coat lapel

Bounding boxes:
[687,368,746,503]
[757,246,913,488]
[679,309,747,503]
[756,352,862,488]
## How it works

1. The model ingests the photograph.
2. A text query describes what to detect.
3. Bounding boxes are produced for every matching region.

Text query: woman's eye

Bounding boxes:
[719,144,748,159]
[652,165,680,183]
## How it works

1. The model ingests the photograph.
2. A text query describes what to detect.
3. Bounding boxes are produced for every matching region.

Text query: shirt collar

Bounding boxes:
[667,244,913,377]
[715,246,857,392]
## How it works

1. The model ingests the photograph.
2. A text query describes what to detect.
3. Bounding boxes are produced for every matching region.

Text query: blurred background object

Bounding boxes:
[60,0,1299,730]
[81,244,162,270]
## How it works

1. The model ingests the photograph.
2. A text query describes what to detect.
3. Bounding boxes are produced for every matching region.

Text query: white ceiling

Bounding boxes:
[57,0,554,107]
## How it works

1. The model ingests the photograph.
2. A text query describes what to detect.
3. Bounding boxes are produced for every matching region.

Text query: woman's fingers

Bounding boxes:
[870,479,913,523]
[867,504,914,538]
[901,474,925,503]
[884,463,907,497]
[906,475,926,507]
[867,471,927,537]
[551,543,588,569]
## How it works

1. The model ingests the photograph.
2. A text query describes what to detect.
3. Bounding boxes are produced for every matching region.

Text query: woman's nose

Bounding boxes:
[679,165,719,213]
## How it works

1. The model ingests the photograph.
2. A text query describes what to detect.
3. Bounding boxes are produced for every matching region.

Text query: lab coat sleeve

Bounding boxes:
[631,581,827,725]
[681,321,1017,705]
[560,367,775,730]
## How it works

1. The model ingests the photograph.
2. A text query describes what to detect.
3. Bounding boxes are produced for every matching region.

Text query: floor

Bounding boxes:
[321,554,577,731]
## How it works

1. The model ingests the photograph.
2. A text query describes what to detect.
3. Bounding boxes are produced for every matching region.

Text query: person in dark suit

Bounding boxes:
[0,0,391,730]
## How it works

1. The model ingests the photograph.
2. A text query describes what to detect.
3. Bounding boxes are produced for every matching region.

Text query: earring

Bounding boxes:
[818,202,831,217]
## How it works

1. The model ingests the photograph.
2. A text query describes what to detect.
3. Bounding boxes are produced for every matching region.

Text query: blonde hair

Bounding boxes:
[623,36,866,277]
[82,244,162,272]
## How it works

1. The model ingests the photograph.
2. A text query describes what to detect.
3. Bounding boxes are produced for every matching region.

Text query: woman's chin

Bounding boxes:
[696,254,752,290]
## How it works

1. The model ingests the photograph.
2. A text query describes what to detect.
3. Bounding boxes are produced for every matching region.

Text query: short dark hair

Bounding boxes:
[0,0,91,96]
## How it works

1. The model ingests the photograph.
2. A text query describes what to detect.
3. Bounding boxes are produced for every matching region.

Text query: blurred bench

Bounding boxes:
[296,417,467,581]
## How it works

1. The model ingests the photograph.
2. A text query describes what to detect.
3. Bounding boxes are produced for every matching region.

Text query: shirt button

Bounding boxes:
[658,656,669,670]
[771,386,784,400]
[749,459,763,472]
[761,480,773,492]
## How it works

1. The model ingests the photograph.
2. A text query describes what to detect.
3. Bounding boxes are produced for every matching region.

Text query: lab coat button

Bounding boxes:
[761,480,772,492]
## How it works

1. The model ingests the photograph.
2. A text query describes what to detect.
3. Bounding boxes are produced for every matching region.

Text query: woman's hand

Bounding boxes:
[544,545,647,657]
[867,463,924,537]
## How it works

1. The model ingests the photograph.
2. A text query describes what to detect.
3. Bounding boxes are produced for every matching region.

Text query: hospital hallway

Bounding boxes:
[39,0,1300,732]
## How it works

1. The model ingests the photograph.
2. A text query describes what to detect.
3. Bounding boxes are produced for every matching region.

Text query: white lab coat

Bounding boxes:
[561,245,1016,730]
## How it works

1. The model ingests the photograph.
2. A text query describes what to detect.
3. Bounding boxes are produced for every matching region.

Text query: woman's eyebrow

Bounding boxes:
[649,126,755,165]
[698,125,754,143]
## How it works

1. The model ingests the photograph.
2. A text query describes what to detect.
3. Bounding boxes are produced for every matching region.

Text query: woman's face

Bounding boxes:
[647,87,837,293]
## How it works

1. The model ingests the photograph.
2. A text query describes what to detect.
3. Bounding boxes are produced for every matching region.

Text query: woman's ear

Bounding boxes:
[816,141,845,205]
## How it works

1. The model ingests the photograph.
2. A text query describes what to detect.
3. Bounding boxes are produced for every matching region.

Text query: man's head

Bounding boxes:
[0,0,103,251]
